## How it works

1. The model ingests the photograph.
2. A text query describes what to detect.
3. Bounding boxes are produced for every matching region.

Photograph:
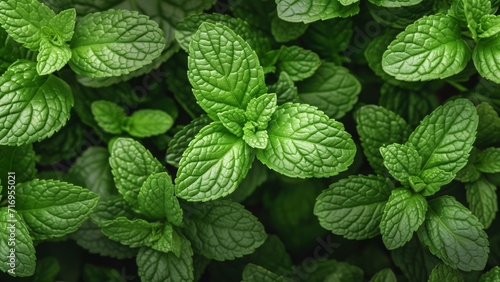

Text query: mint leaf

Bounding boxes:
[479,15,500,38]
[243,128,269,150]
[297,63,361,119]
[271,15,309,43]
[218,109,247,137]
[315,175,393,239]
[355,105,411,174]
[428,263,464,282]
[417,196,489,271]
[47,8,76,42]
[369,268,397,282]
[0,145,36,186]
[0,209,36,277]
[0,0,55,50]
[183,200,267,260]
[419,167,455,196]
[16,179,99,240]
[166,115,211,167]
[380,188,427,250]
[480,266,500,282]
[123,110,174,138]
[473,35,500,83]
[476,102,500,146]
[257,103,355,178]
[476,148,500,173]
[69,147,115,197]
[276,0,360,23]
[245,93,278,130]
[188,22,267,119]
[408,99,478,176]
[382,14,471,81]
[138,172,183,226]
[302,18,353,59]
[391,236,440,282]
[109,138,164,209]
[276,46,321,81]
[90,196,136,227]
[380,143,422,186]
[176,122,253,201]
[466,178,498,229]
[36,39,72,75]
[0,60,73,145]
[269,72,299,104]
[91,101,126,135]
[137,240,194,282]
[242,264,286,282]
[368,0,423,7]
[70,9,165,78]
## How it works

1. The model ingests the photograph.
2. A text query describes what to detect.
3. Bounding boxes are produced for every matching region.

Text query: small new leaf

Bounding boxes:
[380,143,422,186]
[245,93,278,130]
[276,46,321,81]
[217,109,247,137]
[123,110,174,138]
[91,101,126,135]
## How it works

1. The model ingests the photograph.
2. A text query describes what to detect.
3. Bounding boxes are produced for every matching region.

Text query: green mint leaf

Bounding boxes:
[302,18,353,59]
[0,145,36,186]
[391,236,440,282]
[70,9,165,78]
[476,148,500,173]
[175,122,253,201]
[380,188,427,250]
[0,209,36,277]
[473,34,500,83]
[138,172,183,226]
[0,0,55,50]
[369,268,397,282]
[71,220,138,259]
[36,39,72,75]
[419,167,455,196]
[276,0,360,23]
[466,178,498,229]
[365,29,405,84]
[479,15,500,38]
[480,266,500,282]
[271,15,309,43]
[276,46,321,81]
[242,264,286,282]
[188,22,267,119]
[428,263,464,282]
[183,200,267,260]
[382,14,471,81]
[217,109,247,137]
[243,128,269,150]
[456,159,482,183]
[90,196,136,227]
[476,102,500,146]
[246,93,278,130]
[122,110,174,138]
[408,98,478,176]
[0,60,73,145]
[380,143,422,186]
[315,175,393,239]
[137,241,194,282]
[47,8,76,41]
[69,147,115,198]
[109,138,164,209]
[464,0,491,41]
[166,115,211,167]
[368,0,423,7]
[91,101,126,135]
[417,196,489,271]
[257,103,355,178]
[269,72,299,105]
[297,63,361,119]
[16,179,99,240]
[355,105,411,174]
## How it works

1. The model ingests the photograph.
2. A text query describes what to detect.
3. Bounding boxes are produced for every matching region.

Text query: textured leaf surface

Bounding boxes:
[277,46,321,81]
[408,99,478,175]
[0,0,54,50]
[36,40,72,75]
[276,0,360,23]
[380,144,421,186]
[380,188,427,250]
[0,61,73,145]
[417,196,489,271]
[271,15,309,43]
[188,22,267,118]
[315,175,393,239]
[476,148,500,173]
[245,93,277,130]
[257,103,355,178]
[70,9,165,78]
[218,109,246,137]
[16,179,99,240]
[69,147,115,197]
[428,263,464,282]
[355,105,410,174]
[480,266,500,282]
[391,236,440,282]
[0,145,36,186]
[466,178,498,229]
[91,101,126,134]
[137,241,194,282]
[298,63,361,119]
[476,102,500,146]
[0,209,36,277]
[479,15,500,38]
[368,0,423,7]
[473,35,500,83]
[109,138,164,209]
[382,14,471,81]
[183,200,267,261]
[101,217,162,248]
[176,123,253,201]
[123,110,174,138]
